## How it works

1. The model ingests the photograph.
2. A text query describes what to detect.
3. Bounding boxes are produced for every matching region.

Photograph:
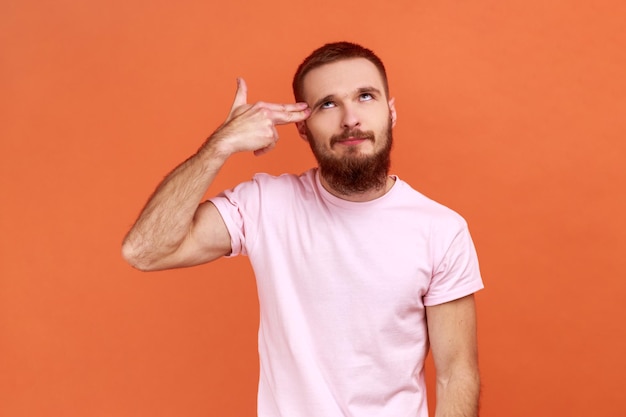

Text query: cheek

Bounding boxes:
[305,115,333,138]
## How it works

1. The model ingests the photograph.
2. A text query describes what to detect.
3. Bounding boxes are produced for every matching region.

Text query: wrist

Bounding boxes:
[198,134,233,164]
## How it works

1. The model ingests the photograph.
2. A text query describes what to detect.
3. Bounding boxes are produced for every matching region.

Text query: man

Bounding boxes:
[123,42,483,417]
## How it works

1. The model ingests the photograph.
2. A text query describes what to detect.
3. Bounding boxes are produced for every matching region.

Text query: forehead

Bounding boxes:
[300,58,386,103]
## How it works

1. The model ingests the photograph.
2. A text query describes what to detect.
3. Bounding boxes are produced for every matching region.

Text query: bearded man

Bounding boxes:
[123,42,484,417]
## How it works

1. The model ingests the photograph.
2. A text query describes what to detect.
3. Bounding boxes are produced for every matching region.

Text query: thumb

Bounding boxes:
[228,77,248,117]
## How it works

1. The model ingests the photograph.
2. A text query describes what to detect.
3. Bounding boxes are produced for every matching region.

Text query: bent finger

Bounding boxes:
[254,141,276,157]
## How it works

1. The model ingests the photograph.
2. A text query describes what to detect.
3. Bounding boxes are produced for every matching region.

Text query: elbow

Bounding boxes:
[121,239,158,272]
[436,364,481,396]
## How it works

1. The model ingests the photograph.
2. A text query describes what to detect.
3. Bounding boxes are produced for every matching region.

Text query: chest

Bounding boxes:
[251,202,435,308]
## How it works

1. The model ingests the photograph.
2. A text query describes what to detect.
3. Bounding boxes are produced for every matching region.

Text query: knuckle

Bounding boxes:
[258,108,270,118]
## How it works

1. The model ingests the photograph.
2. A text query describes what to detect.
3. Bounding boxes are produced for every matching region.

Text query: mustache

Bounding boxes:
[330,129,375,146]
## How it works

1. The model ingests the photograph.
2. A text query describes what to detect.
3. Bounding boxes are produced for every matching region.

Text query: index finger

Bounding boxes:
[259,102,309,113]
[268,106,311,125]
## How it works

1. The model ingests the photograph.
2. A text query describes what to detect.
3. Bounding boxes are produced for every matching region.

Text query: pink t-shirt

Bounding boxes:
[210,168,483,417]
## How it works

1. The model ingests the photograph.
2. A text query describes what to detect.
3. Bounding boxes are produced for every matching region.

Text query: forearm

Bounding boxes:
[434,366,480,417]
[122,139,228,269]
[122,78,310,271]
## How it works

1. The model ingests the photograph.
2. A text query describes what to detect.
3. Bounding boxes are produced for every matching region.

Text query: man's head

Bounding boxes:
[292,42,389,103]
[293,42,397,196]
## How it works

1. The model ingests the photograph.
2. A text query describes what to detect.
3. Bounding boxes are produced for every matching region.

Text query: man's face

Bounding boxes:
[297,58,397,194]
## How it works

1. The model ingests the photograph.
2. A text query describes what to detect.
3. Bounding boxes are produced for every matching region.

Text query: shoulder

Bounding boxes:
[216,169,317,206]
[392,178,468,230]
[248,168,317,197]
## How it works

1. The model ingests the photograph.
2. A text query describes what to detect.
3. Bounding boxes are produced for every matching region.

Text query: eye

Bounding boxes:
[359,93,374,101]
[321,101,336,109]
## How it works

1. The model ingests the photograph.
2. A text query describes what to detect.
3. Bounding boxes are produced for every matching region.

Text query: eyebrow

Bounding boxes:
[311,86,383,110]
[312,95,334,111]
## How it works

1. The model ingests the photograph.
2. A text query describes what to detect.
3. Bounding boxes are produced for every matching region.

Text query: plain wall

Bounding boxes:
[2,0,625,416]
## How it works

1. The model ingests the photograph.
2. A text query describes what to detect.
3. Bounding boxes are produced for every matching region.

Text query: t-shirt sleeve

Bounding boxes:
[208,178,262,258]
[423,221,484,306]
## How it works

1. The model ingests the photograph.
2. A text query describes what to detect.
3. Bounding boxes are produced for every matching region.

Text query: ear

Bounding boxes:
[296,121,309,141]
[388,97,397,127]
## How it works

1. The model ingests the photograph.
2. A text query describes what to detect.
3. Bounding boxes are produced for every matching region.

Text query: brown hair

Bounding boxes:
[292,41,389,102]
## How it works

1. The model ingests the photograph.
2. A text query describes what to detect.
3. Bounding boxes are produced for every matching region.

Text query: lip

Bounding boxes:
[335,138,367,146]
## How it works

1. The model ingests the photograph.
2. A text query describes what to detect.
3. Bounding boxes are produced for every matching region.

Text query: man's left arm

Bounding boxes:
[426,294,480,417]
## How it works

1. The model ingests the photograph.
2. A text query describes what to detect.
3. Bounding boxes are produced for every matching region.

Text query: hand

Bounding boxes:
[211,78,310,156]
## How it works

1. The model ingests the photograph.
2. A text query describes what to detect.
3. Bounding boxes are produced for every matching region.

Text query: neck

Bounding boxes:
[319,173,395,202]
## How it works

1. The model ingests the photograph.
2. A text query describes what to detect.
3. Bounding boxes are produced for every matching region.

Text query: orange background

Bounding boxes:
[2,0,625,416]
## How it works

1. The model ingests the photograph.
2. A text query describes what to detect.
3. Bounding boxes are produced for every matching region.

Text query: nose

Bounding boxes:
[341,103,361,129]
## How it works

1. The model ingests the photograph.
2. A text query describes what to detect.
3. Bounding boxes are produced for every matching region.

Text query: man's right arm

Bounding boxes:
[121,78,310,271]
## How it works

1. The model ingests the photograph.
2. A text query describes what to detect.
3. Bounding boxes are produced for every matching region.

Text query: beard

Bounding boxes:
[306,120,393,195]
